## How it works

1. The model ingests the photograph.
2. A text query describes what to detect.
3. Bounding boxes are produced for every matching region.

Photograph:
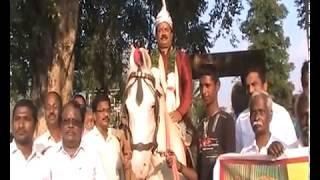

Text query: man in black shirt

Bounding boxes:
[196,65,235,180]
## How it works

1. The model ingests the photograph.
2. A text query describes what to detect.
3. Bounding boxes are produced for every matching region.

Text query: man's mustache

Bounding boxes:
[253,121,263,127]
[160,35,168,40]
[15,128,26,135]
[49,113,56,117]
[102,116,109,121]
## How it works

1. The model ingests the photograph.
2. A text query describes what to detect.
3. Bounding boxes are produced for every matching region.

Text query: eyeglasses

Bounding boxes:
[61,118,83,127]
[46,104,58,111]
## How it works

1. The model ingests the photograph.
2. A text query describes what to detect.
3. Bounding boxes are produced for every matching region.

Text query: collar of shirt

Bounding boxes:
[36,130,60,145]
[55,141,86,159]
[34,130,61,154]
[44,131,61,143]
[45,131,53,141]
[10,140,41,162]
[10,140,19,154]
[91,126,113,143]
[242,135,278,155]
[202,110,220,122]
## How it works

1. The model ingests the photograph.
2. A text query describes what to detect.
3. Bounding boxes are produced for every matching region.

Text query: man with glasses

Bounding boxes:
[83,94,124,180]
[44,100,106,180]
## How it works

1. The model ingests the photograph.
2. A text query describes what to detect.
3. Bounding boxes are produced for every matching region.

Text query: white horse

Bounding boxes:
[123,46,186,179]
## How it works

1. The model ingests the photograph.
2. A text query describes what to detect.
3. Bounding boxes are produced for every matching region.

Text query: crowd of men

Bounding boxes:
[10,0,309,179]
[9,62,309,180]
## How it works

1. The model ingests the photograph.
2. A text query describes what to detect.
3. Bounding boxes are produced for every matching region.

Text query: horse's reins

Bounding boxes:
[164,101,180,180]
[122,70,160,153]
[125,70,180,180]
[121,47,180,179]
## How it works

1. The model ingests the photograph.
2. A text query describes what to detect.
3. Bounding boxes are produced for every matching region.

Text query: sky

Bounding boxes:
[200,0,308,109]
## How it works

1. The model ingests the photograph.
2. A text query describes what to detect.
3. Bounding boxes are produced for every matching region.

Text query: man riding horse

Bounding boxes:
[151,0,194,167]
[119,1,195,179]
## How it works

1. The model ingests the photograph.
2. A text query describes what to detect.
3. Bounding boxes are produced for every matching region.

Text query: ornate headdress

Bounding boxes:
[155,0,173,29]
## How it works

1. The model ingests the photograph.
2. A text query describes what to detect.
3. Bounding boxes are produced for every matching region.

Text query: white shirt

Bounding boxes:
[83,126,123,180]
[287,139,304,149]
[240,135,279,155]
[44,142,106,180]
[10,140,49,180]
[34,131,61,154]
[236,102,297,152]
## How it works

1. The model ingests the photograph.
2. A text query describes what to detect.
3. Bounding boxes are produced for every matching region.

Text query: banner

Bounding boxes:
[213,147,309,180]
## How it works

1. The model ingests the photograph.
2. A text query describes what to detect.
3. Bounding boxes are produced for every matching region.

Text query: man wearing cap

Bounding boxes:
[151,0,193,160]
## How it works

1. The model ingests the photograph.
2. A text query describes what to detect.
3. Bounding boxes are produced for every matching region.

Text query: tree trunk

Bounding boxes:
[31,30,52,138]
[48,0,79,105]
[32,0,79,138]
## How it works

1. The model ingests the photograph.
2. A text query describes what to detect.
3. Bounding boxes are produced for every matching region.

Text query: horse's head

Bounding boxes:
[124,46,159,179]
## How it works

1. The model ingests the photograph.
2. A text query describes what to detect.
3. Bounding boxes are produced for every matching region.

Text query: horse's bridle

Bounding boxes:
[122,70,160,153]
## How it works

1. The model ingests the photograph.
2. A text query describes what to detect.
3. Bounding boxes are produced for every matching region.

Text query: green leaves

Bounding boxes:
[75,0,130,95]
[209,0,243,47]
[295,0,308,30]
[10,0,265,104]
[74,0,215,98]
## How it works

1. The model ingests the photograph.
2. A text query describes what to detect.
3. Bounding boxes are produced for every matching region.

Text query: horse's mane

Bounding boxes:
[128,46,152,75]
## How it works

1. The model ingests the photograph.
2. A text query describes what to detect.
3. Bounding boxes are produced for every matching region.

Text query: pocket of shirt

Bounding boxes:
[75,165,97,180]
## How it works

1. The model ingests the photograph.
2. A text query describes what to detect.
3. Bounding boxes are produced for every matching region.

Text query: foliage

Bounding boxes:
[11,0,247,103]
[74,0,130,95]
[190,81,206,128]
[191,95,206,128]
[209,0,244,48]
[74,0,236,99]
[10,0,58,102]
[295,0,308,29]
[240,0,294,109]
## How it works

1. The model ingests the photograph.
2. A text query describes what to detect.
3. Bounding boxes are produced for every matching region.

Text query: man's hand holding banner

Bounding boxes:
[213,147,309,180]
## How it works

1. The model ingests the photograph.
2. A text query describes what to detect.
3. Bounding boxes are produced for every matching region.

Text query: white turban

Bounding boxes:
[155,0,173,29]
